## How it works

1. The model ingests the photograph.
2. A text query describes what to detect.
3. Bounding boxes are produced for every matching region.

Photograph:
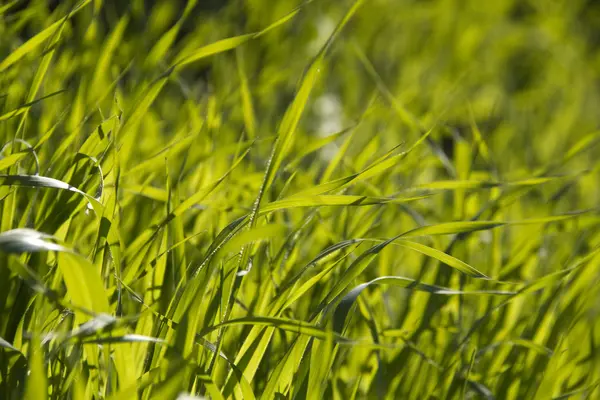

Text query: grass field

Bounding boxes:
[2,0,600,398]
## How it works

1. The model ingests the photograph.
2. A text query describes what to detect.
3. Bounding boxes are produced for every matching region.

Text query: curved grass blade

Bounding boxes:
[199,316,348,342]
[81,334,165,345]
[277,234,491,314]
[312,230,496,319]
[259,194,426,214]
[0,174,103,212]
[0,228,65,254]
[331,276,514,334]
[390,239,489,278]
[0,229,110,316]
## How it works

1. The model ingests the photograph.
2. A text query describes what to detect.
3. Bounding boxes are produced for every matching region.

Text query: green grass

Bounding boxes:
[2,0,600,398]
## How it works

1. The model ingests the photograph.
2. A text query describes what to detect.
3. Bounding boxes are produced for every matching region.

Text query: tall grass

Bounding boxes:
[1,0,600,398]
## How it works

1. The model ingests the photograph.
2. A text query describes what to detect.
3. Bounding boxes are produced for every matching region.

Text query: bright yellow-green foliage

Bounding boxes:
[1,0,600,398]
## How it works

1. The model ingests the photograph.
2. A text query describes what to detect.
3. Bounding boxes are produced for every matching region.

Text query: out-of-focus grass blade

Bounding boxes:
[0,90,66,121]
[551,382,600,400]
[125,134,188,174]
[253,0,315,39]
[0,228,65,254]
[59,252,110,316]
[173,1,313,69]
[145,0,198,66]
[517,268,576,295]
[307,327,335,400]
[0,139,39,175]
[122,184,168,202]
[106,368,163,400]
[0,152,29,171]
[0,0,92,72]
[24,338,47,400]
[81,334,164,345]
[285,127,353,170]
[147,361,188,400]
[22,5,69,122]
[355,129,432,182]
[236,48,256,139]
[124,134,254,178]
[562,130,600,165]
[173,35,253,69]
[353,43,421,131]
[469,107,494,167]
[509,209,594,225]
[320,127,357,183]
[90,15,129,92]
[118,74,171,167]
[190,375,225,400]
[0,336,22,354]
[0,0,19,15]
[262,60,321,191]
[414,180,504,190]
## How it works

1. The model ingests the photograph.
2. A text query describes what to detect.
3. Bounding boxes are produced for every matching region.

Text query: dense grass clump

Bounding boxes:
[2,0,600,398]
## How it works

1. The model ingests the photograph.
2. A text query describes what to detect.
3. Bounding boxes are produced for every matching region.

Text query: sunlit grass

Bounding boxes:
[1,0,600,399]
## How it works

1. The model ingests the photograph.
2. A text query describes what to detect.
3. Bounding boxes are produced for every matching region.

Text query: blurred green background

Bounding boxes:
[4,0,600,169]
